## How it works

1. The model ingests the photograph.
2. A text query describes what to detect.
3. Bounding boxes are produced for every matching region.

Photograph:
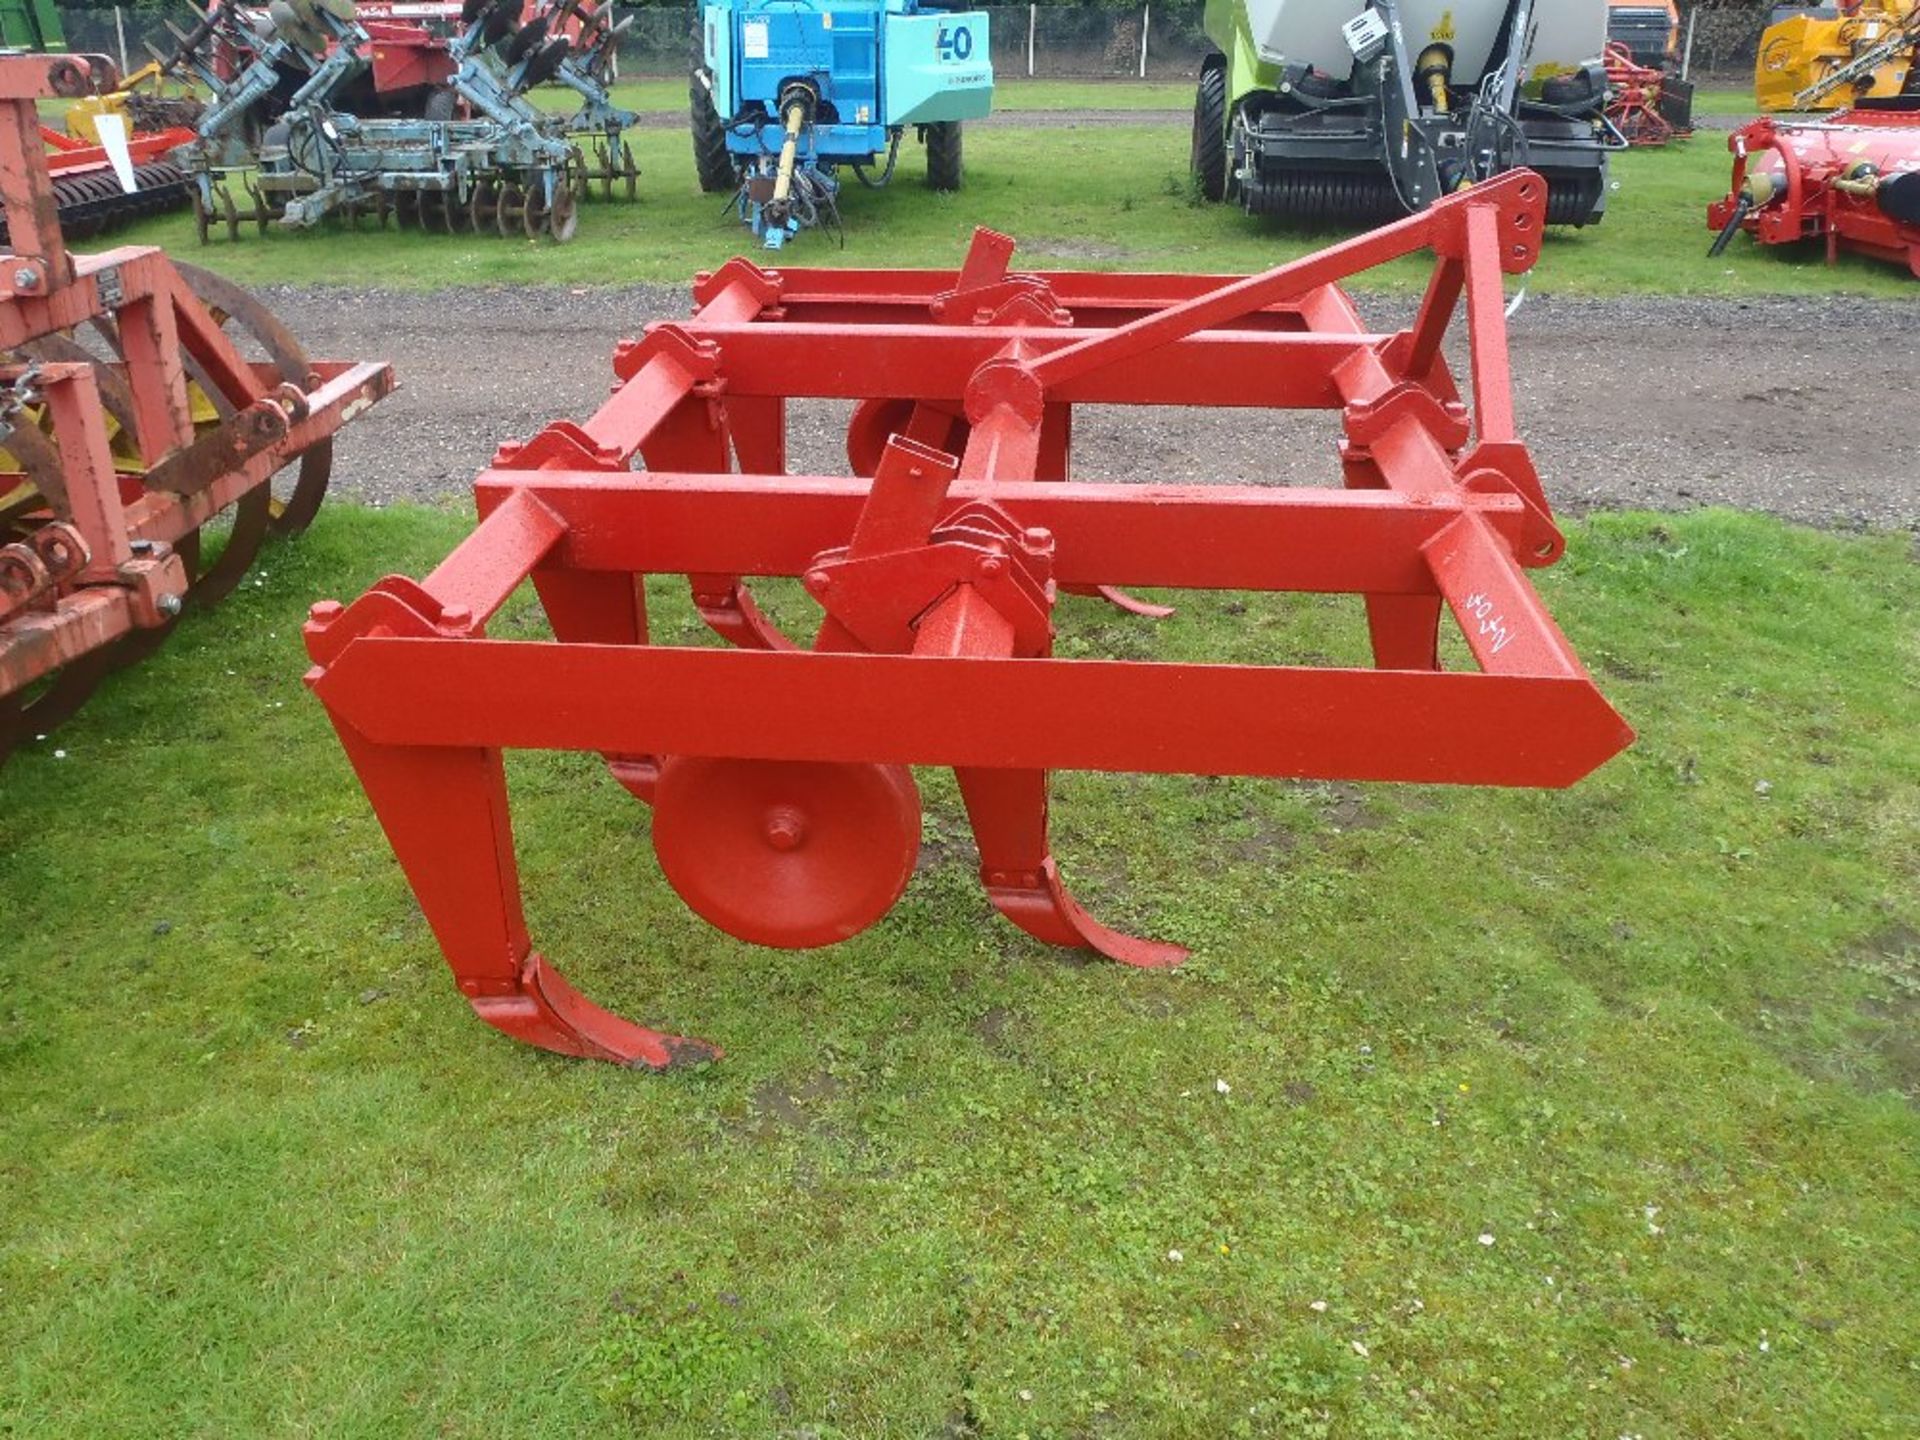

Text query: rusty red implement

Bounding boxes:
[1,52,394,759]
[306,168,1632,1069]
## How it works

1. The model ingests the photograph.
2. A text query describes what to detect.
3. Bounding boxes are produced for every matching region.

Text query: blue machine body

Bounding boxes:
[702,0,992,181]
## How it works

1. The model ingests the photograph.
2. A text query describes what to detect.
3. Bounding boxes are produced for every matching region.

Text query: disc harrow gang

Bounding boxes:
[191,154,596,243]
[305,168,1632,1070]
[1,53,395,763]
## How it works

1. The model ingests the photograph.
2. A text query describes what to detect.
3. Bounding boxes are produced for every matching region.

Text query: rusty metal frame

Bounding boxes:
[306,168,1631,1070]
[1,52,395,733]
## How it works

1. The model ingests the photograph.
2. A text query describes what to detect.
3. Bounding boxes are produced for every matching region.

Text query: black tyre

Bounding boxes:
[423,87,457,122]
[1540,69,1601,111]
[925,120,962,191]
[691,70,736,194]
[1191,54,1228,202]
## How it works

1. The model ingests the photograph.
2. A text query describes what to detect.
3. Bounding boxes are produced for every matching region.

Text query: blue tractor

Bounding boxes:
[692,0,993,247]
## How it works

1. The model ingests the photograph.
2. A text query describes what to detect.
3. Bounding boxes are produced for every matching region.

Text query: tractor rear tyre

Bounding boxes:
[691,70,736,194]
[1191,54,1228,203]
[925,120,963,191]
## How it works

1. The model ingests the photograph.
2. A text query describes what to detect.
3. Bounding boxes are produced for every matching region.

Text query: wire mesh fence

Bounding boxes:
[976,4,1211,80]
[641,2,1778,85]
[48,3,1774,88]
[53,6,179,68]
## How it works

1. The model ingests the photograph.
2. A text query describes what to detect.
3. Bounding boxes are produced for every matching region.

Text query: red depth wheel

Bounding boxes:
[651,757,922,949]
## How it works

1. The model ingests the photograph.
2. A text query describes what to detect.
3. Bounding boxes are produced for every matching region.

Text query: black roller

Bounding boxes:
[1542,170,1605,228]
[0,162,193,246]
[1239,164,1601,230]
[1240,167,1403,228]
[1878,170,1920,225]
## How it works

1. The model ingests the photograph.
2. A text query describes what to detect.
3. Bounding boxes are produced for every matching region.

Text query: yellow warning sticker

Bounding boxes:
[1431,10,1456,42]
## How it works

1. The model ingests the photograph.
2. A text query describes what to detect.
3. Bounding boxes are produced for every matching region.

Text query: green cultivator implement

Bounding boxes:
[173,0,636,243]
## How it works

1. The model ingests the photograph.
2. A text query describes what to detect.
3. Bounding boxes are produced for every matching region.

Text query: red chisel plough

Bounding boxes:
[306,167,1633,1069]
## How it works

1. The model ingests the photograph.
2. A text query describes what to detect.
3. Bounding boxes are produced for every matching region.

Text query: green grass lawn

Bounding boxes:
[1689,85,1757,119]
[972,77,1200,111]
[2,504,1916,1437]
[111,119,1919,298]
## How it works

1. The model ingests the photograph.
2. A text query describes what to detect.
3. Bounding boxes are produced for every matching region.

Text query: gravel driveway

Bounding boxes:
[265,283,1920,531]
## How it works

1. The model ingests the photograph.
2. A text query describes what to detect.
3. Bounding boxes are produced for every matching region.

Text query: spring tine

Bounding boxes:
[248,181,272,234]
[218,183,240,242]
[622,141,637,200]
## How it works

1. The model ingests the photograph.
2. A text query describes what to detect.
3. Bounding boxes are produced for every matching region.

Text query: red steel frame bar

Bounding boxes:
[306,167,1631,1070]
[39,124,199,177]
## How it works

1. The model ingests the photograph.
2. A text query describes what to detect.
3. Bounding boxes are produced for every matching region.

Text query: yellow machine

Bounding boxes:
[1756,0,1918,111]
[61,61,200,142]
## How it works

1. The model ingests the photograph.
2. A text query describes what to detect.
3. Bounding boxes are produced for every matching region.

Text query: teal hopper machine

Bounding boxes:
[692,0,993,247]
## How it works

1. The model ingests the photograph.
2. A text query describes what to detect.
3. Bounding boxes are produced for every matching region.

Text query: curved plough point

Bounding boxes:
[983,859,1188,969]
[1065,583,1176,619]
[689,576,798,651]
[469,953,721,1070]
